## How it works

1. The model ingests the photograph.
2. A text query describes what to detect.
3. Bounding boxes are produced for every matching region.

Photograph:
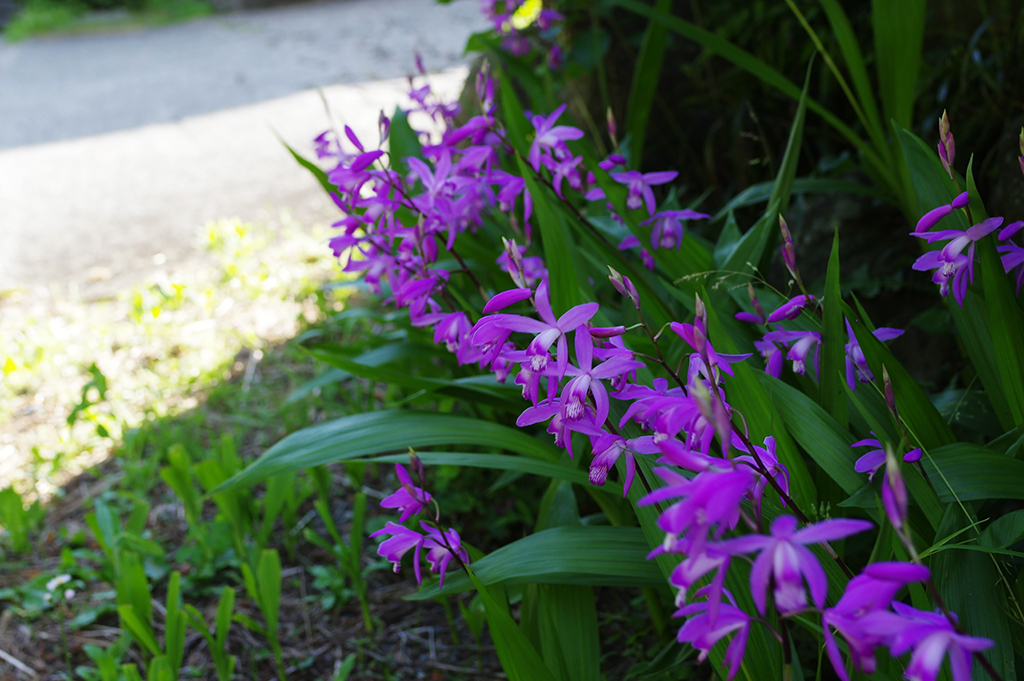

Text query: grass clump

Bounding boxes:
[2,0,212,42]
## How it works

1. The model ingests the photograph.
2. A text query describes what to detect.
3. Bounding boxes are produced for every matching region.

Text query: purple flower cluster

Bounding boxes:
[910,116,1024,301]
[321,67,996,681]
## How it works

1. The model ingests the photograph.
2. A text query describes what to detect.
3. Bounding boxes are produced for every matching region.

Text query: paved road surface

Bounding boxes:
[0,0,486,295]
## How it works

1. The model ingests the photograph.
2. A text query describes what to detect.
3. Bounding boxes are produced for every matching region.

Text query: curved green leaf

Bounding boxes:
[410,526,664,599]
[217,410,559,491]
[357,452,621,496]
[924,443,1024,503]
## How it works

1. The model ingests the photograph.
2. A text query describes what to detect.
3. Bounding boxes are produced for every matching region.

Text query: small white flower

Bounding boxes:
[64,589,76,600]
[45,574,72,592]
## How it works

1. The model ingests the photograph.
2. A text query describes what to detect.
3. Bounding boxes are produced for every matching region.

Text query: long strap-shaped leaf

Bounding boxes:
[216,410,560,491]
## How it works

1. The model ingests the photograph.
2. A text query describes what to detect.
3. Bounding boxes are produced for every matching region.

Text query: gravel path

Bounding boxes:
[0,0,486,296]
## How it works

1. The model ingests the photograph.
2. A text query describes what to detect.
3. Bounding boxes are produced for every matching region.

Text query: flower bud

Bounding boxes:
[606,107,618,145]
[882,447,908,532]
[938,110,955,179]
[882,365,897,417]
[378,111,391,144]
[409,448,426,483]
[779,215,800,283]
[694,293,708,337]
[608,267,640,308]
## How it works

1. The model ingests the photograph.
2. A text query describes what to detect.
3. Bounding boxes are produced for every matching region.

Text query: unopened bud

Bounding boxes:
[608,267,640,308]
[779,215,800,284]
[882,447,908,532]
[409,448,426,482]
[414,51,425,76]
[378,111,391,144]
[606,107,617,144]
[747,284,766,322]
[937,111,955,179]
[694,294,708,336]
[882,365,897,416]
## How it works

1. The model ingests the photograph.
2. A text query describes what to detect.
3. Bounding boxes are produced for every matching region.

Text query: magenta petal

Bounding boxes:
[915,204,953,234]
[797,544,828,608]
[999,220,1024,241]
[792,518,873,544]
[749,550,772,615]
[483,288,533,313]
[951,191,970,209]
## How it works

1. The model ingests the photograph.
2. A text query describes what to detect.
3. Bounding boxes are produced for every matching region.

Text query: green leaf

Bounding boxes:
[608,0,893,193]
[871,0,924,131]
[968,161,1024,428]
[537,584,601,681]
[820,230,847,426]
[495,60,580,314]
[358,452,619,495]
[932,507,1018,681]
[924,443,1024,503]
[979,510,1024,549]
[164,571,185,675]
[409,526,664,599]
[754,373,862,495]
[257,550,282,636]
[217,410,560,491]
[705,303,817,510]
[768,61,812,219]
[711,177,885,222]
[843,306,955,449]
[625,0,672,169]
[117,604,160,657]
[465,566,558,681]
[215,587,235,648]
[387,107,424,176]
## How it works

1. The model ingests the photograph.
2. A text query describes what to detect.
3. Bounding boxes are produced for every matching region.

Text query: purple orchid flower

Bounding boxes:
[675,587,750,681]
[860,603,994,681]
[914,191,970,234]
[528,104,584,172]
[491,278,599,378]
[370,522,426,583]
[612,170,678,215]
[379,463,434,522]
[762,329,821,377]
[766,294,815,323]
[640,209,710,250]
[824,562,931,680]
[852,437,921,480]
[588,432,659,494]
[714,515,872,615]
[733,436,790,518]
[642,467,756,558]
[998,241,1024,295]
[422,524,469,589]
[559,327,645,426]
[845,320,904,390]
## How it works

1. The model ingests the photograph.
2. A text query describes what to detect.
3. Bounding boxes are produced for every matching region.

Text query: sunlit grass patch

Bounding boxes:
[0,213,349,499]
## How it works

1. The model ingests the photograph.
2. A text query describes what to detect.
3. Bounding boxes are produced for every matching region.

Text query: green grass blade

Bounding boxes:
[608,0,894,194]
[625,0,672,169]
[872,0,925,131]
[217,410,560,491]
[711,177,886,222]
[819,230,847,426]
[117,604,161,658]
[257,550,282,636]
[465,566,558,681]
